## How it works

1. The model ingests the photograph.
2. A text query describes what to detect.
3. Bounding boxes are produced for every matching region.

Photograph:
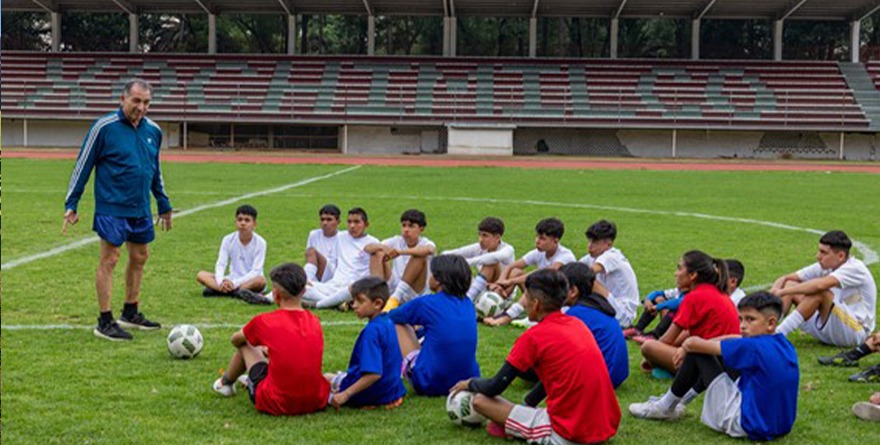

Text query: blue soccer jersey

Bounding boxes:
[721,334,799,441]
[566,305,629,388]
[339,314,407,407]
[388,291,481,396]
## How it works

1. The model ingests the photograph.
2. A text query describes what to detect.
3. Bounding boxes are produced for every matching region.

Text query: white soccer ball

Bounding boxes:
[167,324,203,359]
[475,291,506,319]
[446,390,486,427]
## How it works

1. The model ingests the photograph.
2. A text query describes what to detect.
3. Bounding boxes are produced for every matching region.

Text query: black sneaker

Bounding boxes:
[118,312,162,330]
[849,364,880,383]
[203,287,227,297]
[818,349,862,367]
[93,320,133,341]
[234,289,271,305]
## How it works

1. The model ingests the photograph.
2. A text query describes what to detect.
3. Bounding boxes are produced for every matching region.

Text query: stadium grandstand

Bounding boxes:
[2,0,880,159]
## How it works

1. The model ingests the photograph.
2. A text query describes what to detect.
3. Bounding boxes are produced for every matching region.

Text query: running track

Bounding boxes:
[4,148,880,173]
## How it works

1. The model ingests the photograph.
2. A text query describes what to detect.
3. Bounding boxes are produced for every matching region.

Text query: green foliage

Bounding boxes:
[2,158,879,444]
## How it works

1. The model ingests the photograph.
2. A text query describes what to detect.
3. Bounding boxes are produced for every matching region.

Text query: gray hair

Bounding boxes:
[123,78,152,95]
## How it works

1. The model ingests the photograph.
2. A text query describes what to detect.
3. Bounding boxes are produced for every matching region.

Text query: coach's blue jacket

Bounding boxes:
[65,108,172,219]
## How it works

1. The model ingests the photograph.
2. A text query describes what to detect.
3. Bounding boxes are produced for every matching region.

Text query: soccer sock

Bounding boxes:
[99,311,114,325]
[648,313,674,337]
[466,274,489,302]
[505,302,524,319]
[315,287,352,309]
[850,343,873,360]
[221,374,235,386]
[304,263,318,282]
[775,310,805,336]
[122,302,138,319]
[680,388,699,405]
[656,389,681,411]
[634,310,656,332]
[391,281,418,305]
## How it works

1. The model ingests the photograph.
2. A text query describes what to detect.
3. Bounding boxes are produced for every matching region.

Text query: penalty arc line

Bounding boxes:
[0,165,362,271]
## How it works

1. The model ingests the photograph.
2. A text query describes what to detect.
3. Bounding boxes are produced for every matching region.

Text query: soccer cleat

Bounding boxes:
[622,327,642,339]
[383,298,400,313]
[237,374,250,388]
[202,287,228,297]
[93,320,133,341]
[817,350,862,367]
[632,334,657,345]
[212,378,236,397]
[233,289,272,305]
[652,368,675,380]
[628,398,686,420]
[511,319,537,329]
[852,401,880,421]
[848,364,880,383]
[118,312,161,330]
[485,422,512,439]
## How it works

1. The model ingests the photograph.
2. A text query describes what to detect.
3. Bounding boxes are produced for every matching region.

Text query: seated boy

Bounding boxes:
[388,254,480,396]
[367,209,436,310]
[726,259,747,306]
[450,269,620,444]
[630,292,799,441]
[485,217,577,327]
[772,230,876,347]
[324,277,406,409]
[579,220,640,328]
[196,204,269,304]
[304,204,341,284]
[560,262,629,389]
[212,263,330,416]
[442,216,515,302]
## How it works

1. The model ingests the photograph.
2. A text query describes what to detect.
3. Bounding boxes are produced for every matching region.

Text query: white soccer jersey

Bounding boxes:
[729,287,746,306]
[382,235,437,285]
[798,257,877,332]
[328,231,380,285]
[306,228,339,282]
[580,248,640,319]
[214,231,267,288]
[442,241,515,268]
[522,244,576,269]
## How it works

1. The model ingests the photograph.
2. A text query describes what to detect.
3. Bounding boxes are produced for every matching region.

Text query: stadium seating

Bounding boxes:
[0,52,870,130]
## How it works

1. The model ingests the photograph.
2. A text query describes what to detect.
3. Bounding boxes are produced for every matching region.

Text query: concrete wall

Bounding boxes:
[343,125,440,154]
[1,118,180,148]
[447,125,514,156]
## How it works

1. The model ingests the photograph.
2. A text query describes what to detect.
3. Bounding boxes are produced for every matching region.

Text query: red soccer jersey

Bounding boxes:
[506,312,620,443]
[243,309,330,416]
[673,283,740,339]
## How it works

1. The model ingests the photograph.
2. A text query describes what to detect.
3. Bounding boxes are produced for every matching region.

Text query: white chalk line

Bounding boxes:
[0,320,366,331]
[8,189,234,196]
[0,165,363,271]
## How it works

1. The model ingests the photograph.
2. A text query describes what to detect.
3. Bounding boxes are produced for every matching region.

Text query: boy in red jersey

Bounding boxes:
[451,269,620,445]
[212,263,330,416]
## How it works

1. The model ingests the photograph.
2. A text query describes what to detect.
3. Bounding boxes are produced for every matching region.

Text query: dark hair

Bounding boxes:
[535,218,564,239]
[350,276,390,304]
[400,209,427,227]
[478,217,505,236]
[725,259,745,288]
[682,250,729,293]
[525,269,569,312]
[123,78,152,95]
[269,263,307,298]
[348,207,369,223]
[236,204,258,220]
[585,219,617,241]
[319,204,341,219]
[430,254,472,297]
[820,230,852,256]
[737,291,783,320]
[559,262,595,302]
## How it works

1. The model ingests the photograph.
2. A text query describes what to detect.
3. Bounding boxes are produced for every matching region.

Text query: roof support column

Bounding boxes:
[773,19,783,61]
[51,12,61,51]
[208,13,217,54]
[851,19,861,63]
[529,17,537,57]
[443,16,457,56]
[129,13,139,52]
[610,18,619,59]
[367,15,376,55]
[443,16,450,55]
[449,16,457,56]
[287,14,297,54]
[691,18,700,60]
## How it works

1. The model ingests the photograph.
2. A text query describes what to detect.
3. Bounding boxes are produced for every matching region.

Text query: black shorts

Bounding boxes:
[247,362,269,405]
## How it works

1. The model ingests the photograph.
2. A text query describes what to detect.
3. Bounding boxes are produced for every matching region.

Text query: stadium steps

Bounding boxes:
[838,62,880,130]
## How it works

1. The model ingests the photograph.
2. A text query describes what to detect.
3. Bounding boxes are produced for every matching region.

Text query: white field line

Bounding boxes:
[0,320,365,331]
[8,189,234,196]
[0,165,362,271]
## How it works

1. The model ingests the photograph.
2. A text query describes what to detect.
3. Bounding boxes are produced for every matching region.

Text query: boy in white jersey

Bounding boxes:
[580,220,640,328]
[485,218,576,327]
[304,204,341,284]
[726,259,747,306]
[197,205,269,305]
[367,209,436,310]
[309,208,381,309]
[443,217,515,302]
[772,230,877,347]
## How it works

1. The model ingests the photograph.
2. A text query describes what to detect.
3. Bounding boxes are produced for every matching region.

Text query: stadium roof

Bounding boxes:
[5,0,880,21]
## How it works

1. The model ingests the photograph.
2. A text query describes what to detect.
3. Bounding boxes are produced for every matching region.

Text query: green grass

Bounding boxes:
[1,157,879,444]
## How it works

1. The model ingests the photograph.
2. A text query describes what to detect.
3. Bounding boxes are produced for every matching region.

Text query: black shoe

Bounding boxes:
[118,312,162,330]
[203,287,229,297]
[93,320,133,341]
[234,289,271,305]
[849,364,880,383]
[818,349,862,367]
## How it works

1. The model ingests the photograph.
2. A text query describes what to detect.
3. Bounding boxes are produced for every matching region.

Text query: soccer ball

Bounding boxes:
[475,291,506,319]
[167,324,203,359]
[446,390,486,427]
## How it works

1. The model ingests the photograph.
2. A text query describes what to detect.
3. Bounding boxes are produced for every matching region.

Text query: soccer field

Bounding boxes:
[1,156,879,444]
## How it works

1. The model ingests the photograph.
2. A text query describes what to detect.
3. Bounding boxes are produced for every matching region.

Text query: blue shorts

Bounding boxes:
[93,214,155,247]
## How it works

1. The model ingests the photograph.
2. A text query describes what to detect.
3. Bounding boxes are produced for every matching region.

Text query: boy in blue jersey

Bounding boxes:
[560,262,629,388]
[630,291,799,441]
[388,254,480,396]
[324,277,406,409]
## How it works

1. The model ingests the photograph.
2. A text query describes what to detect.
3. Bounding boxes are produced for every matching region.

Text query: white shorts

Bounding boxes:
[304,281,352,308]
[608,293,636,328]
[701,373,747,438]
[505,405,587,445]
[800,303,869,348]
